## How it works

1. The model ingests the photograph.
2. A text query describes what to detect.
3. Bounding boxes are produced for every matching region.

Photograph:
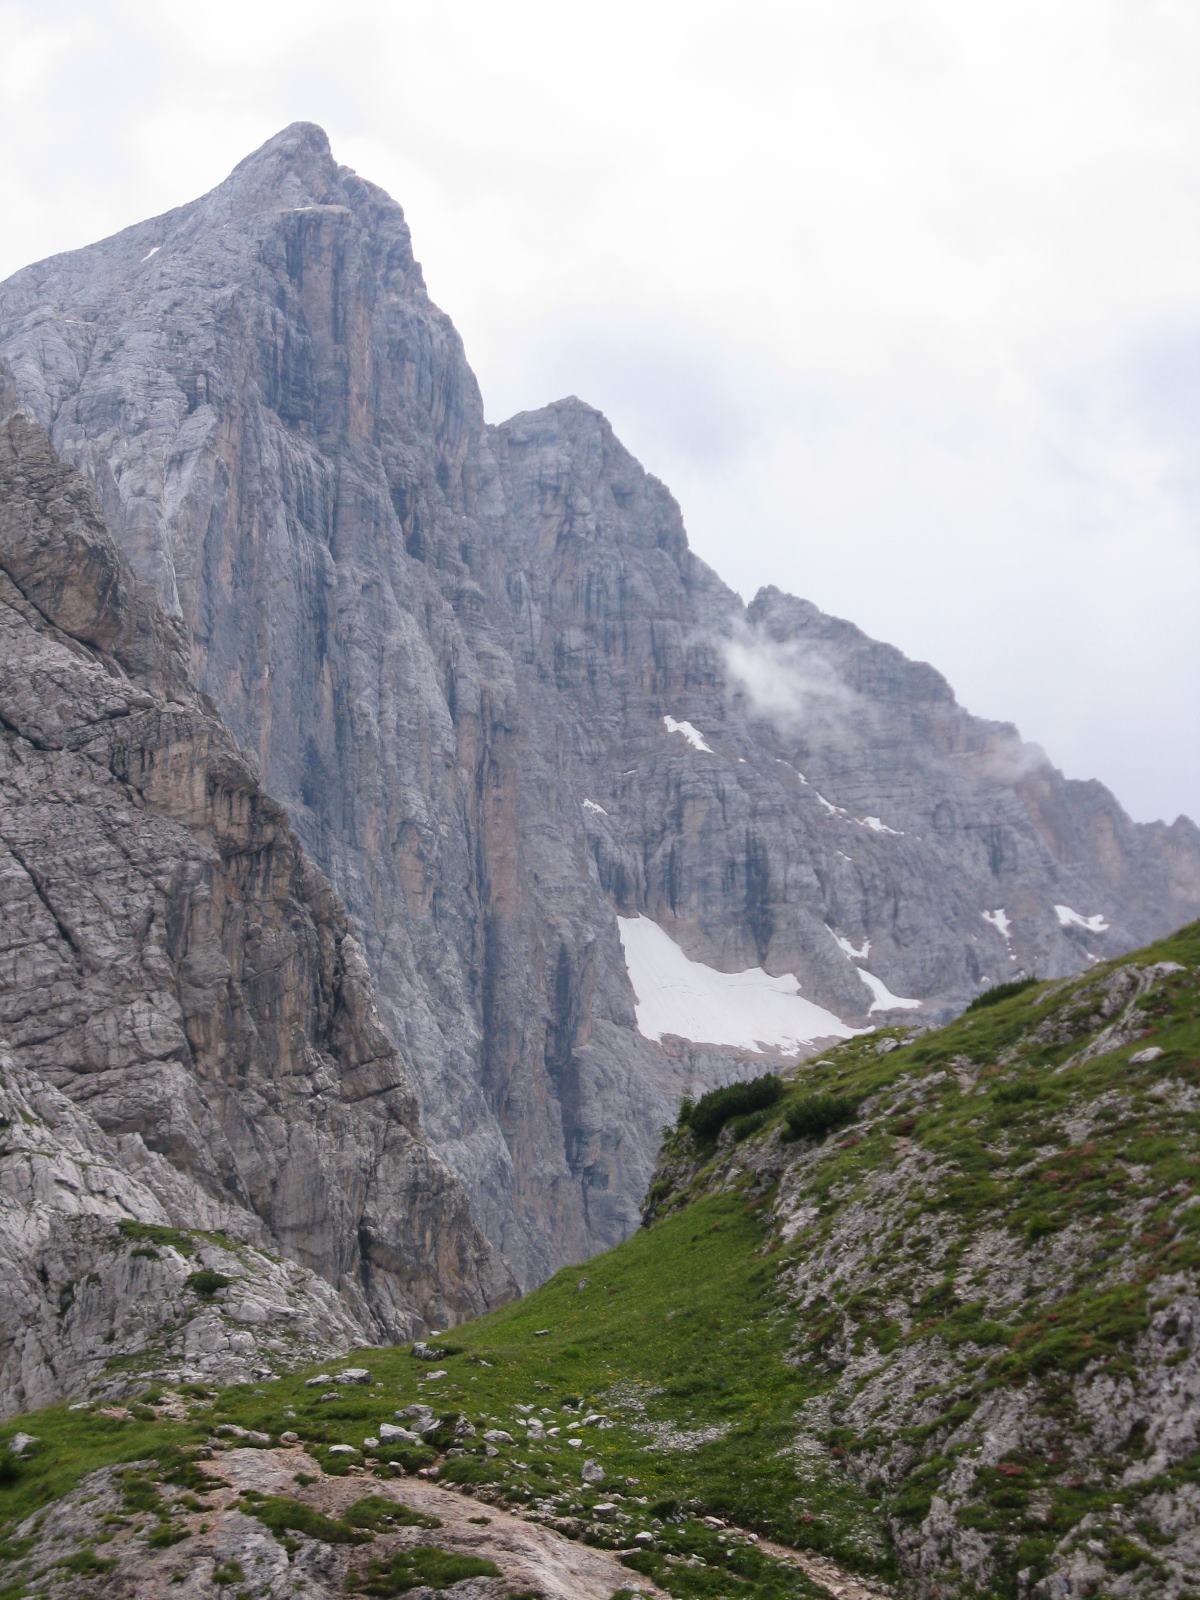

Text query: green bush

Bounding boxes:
[185,1269,233,1298]
[686,1074,784,1141]
[782,1092,859,1142]
[965,976,1038,1013]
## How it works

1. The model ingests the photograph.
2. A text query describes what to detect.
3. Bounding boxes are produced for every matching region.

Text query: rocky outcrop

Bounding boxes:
[0,408,511,1411]
[2,124,1197,1285]
[0,1051,363,1415]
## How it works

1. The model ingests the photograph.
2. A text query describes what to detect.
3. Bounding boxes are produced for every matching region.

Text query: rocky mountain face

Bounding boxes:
[0,402,511,1413]
[2,123,1198,1286]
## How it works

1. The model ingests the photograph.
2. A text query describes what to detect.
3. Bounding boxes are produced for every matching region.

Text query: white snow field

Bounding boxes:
[617,914,864,1053]
[1055,904,1110,933]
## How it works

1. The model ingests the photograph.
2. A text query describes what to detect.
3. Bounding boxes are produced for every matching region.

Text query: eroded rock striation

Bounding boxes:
[0,406,511,1411]
[1,123,1198,1284]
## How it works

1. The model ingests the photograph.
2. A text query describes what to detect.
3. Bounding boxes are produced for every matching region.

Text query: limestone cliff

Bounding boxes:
[2,124,1197,1284]
[0,407,512,1412]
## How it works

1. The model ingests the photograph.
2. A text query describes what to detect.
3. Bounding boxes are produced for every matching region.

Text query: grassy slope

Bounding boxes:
[1,923,1198,1599]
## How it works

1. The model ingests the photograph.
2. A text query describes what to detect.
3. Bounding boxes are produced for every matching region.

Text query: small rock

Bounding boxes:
[335,1367,372,1385]
[582,1458,604,1483]
[874,1037,900,1055]
[567,1438,582,1448]
[1131,1046,1165,1064]
[318,1391,340,1402]
[279,1431,299,1444]
[634,1531,654,1545]
[305,1374,334,1387]
[533,1329,550,1337]
[363,1436,380,1449]
[454,1417,476,1439]
[412,1341,447,1361]
[484,1429,514,1444]
[9,1433,39,1456]
[400,1405,438,1433]
[593,1502,618,1517]
[380,1423,422,1444]
[577,1279,590,1292]
[215,1424,270,1443]
[328,1443,358,1456]
[422,1369,448,1381]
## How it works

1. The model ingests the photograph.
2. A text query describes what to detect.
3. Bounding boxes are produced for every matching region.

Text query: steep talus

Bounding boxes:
[2,124,1197,1283]
[0,406,511,1412]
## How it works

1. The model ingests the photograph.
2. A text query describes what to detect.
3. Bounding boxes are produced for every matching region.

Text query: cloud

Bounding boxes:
[720,623,858,741]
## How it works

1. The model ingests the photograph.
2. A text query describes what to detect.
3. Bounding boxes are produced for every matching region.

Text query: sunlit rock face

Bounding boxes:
[2,124,1197,1284]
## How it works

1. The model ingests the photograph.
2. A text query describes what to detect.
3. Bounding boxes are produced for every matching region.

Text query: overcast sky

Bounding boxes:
[3,0,1197,824]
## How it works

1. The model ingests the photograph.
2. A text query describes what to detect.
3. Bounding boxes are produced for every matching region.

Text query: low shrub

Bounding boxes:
[185,1269,233,1298]
[965,976,1039,1013]
[686,1074,784,1141]
[783,1093,859,1142]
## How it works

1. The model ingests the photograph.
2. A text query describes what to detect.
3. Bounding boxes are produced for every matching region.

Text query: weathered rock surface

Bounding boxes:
[2,123,1198,1284]
[0,408,511,1411]
[0,1049,362,1415]
[5,1444,670,1600]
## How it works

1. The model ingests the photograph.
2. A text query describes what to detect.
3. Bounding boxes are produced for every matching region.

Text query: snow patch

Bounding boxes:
[140,246,160,262]
[814,790,845,817]
[617,914,865,1053]
[859,815,903,835]
[857,969,922,1013]
[581,798,608,816]
[663,716,713,753]
[827,927,870,962]
[982,908,1012,942]
[1055,904,1109,934]
[982,908,1017,961]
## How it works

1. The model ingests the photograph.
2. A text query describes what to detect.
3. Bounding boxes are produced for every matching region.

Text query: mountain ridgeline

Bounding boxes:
[1,123,1196,1291]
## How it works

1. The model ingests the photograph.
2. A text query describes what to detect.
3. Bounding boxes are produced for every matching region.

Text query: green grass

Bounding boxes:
[345,1546,500,1594]
[240,1492,373,1544]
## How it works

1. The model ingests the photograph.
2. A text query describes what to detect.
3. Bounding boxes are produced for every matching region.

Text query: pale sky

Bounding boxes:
[2,0,1197,824]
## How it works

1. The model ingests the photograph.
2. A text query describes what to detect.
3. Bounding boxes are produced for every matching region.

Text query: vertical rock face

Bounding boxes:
[2,125,1198,1284]
[0,408,511,1414]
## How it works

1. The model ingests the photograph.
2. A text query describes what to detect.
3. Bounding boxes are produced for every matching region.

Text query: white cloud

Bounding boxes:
[1,0,1196,822]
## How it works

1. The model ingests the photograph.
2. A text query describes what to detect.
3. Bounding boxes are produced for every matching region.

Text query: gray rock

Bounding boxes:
[379,1423,421,1444]
[0,410,511,1415]
[1131,1047,1166,1064]
[582,1458,604,1483]
[2,122,1198,1293]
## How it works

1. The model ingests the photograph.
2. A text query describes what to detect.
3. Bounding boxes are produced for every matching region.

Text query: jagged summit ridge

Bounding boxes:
[1,127,1197,1289]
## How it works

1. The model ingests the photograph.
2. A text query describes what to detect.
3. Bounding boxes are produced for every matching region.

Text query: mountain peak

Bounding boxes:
[222,120,340,206]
